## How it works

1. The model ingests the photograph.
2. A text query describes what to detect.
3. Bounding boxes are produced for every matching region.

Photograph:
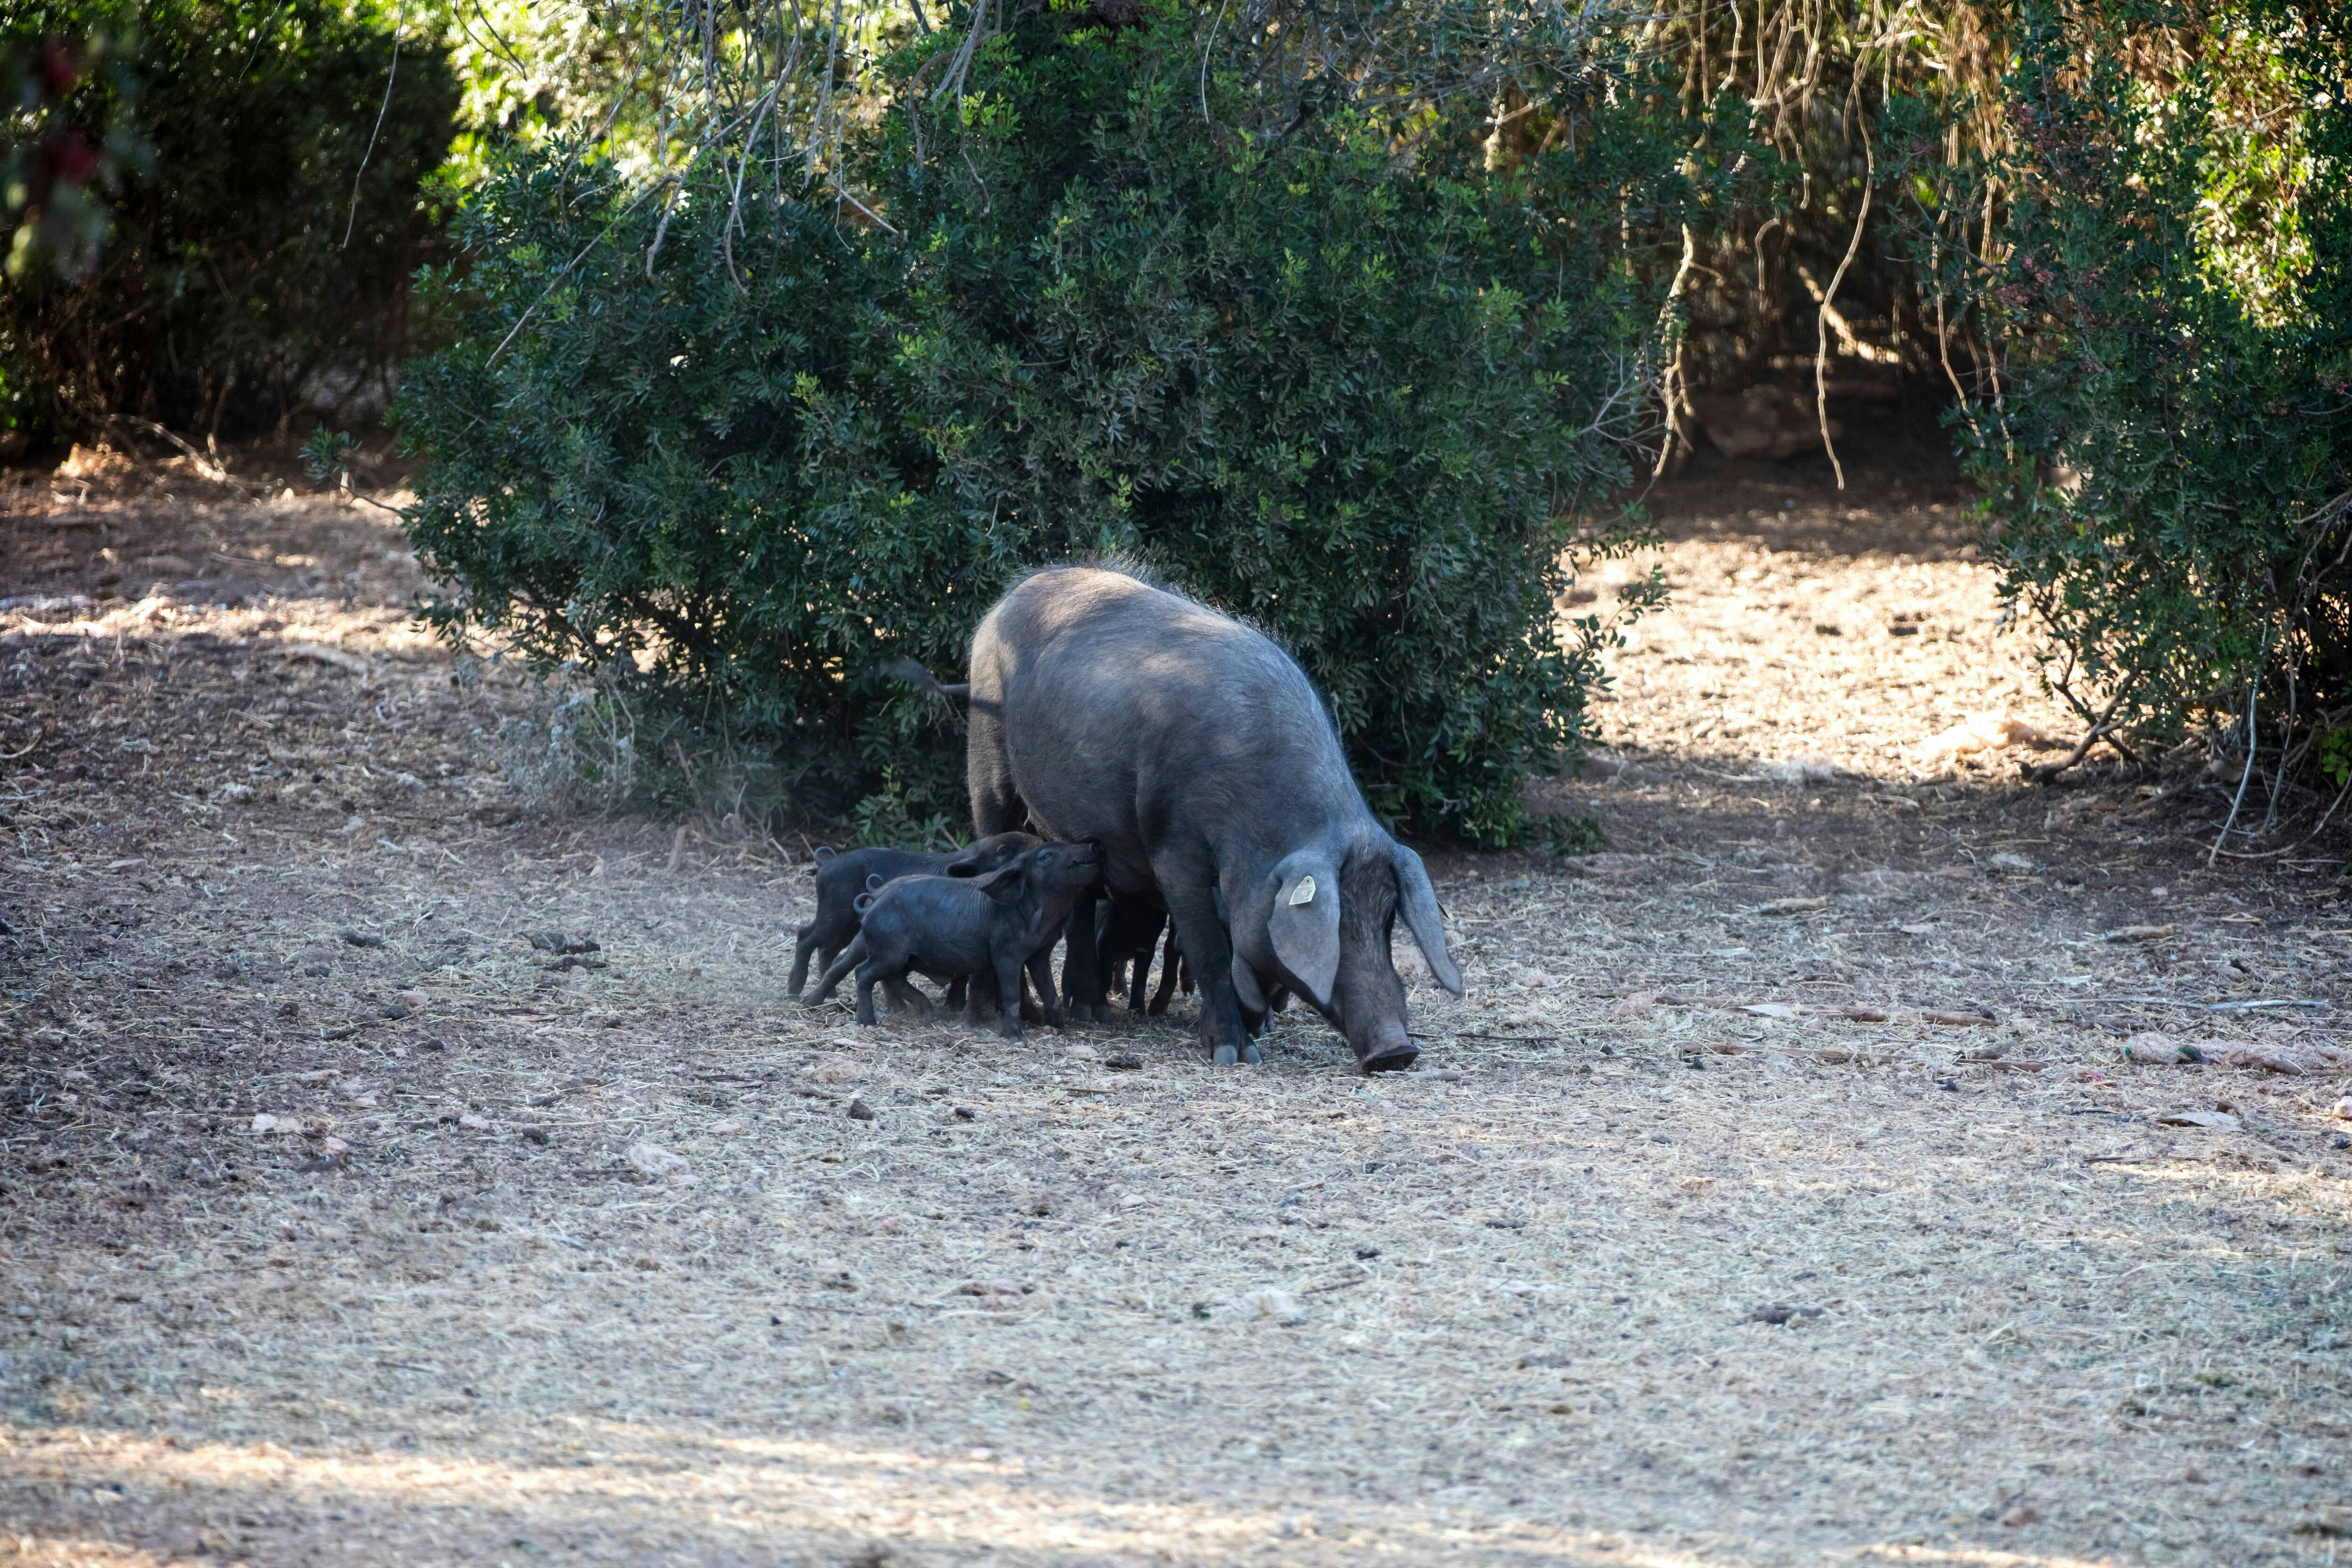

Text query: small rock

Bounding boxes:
[956,1279,1022,1297]
[847,1099,877,1122]
[1759,756,1840,786]
[951,1106,977,1122]
[249,1113,297,1134]
[1988,852,2036,871]
[1064,1044,1098,1063]
[1748,1304,1823,1325]
[1355,1247,1381,1260]
[2328,1133,2349,1151]
[302,962,330,977]
[520,1127,550,1146]
[458,1113,491,1131]
[623,1142,691,1179]
[803,1055,864,1085]
[524,930,599,955]
[380,1005,412,1021]
[1237,1287,1306,1324]
[1104,1052,1143,1070]
[1999,1504,2039,1528]
[2155,1109,2241,1131]
[2330,1096,2352,1121]
[339,930,384,949]
[708,1119,744,1136]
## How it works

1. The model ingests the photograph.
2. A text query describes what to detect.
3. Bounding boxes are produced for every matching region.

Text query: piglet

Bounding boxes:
[786,832,1039,998]
[804,840,1103,1036]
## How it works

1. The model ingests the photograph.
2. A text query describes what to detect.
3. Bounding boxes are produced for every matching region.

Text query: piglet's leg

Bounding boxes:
[1060,895,1104,1022]
[853,959,882,1026]
[1147,925,1180,1015]
[993,953,1027,1039]
[883,973,932,1019]
[1026,950,1064,1028]
[804,937,865,1009]
[787,925,820,999]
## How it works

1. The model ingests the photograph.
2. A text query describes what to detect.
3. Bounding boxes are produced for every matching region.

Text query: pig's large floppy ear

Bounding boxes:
[1266,852,1340,1010]
[1391,843,1464,997]
[974,860,1030,902]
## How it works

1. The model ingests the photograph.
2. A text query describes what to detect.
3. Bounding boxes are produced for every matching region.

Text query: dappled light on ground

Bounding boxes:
[3,444,2347,1564]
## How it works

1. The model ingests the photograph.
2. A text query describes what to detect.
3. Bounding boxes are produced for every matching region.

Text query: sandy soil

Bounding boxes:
[2,428,2348,1568]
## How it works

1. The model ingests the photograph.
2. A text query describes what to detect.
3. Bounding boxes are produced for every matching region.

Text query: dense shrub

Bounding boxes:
[1882,0,2352,785]
[399,6,1685,843]
[0,0,458,441]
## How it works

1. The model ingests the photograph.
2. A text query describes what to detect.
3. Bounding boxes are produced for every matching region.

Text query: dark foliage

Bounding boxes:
[399,6,1684,843]
[1882,0,2352,788]
[0,0,458,443]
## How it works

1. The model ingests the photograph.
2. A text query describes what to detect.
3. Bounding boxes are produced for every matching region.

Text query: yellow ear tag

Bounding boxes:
[1289,875,1316,906]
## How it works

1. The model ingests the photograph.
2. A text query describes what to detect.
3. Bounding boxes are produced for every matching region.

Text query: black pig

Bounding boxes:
[963,565,1463,1070]
[804,840,1103,1037]
[786,832,1039,999]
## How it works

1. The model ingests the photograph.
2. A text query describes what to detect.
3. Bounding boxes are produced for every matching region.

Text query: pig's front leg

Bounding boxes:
[1026,949,1064,1028]
[993,951,1027,1039]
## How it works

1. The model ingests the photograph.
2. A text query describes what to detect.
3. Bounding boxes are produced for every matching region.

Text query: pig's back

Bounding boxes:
[971,567,1359,861]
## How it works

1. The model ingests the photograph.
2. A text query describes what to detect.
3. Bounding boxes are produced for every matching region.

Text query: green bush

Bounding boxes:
[1,0,458,440]
[399,5,1684,844]
[1882,0,2352,775]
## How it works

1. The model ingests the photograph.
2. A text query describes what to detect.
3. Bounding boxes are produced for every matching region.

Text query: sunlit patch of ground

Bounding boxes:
[2,437,2347,1566]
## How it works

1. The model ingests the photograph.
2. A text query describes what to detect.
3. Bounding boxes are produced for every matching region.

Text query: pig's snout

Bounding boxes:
[1357,1021,1419,1075]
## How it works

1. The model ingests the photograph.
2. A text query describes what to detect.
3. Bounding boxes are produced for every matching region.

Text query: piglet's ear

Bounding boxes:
[1266,853,1339,1010]
[1391,843,1464,997]
[974,861,1029,902]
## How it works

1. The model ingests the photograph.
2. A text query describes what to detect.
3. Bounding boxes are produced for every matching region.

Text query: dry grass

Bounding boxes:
[1,433,2348,1567]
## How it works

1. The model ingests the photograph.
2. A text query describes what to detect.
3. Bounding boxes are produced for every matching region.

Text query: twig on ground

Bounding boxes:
[2087,996,2328,1013]
[2023,682,2137,784]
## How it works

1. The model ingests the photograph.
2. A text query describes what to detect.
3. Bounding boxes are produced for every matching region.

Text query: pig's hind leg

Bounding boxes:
[854,951,909,1027]
[787,923,822,998]
[881,971,933,1019]
[804,936,866,1008]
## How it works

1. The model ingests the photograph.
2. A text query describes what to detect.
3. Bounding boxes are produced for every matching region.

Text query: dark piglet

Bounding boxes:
[786,832,1039,999]
[964,565,1464,1070]
[805,841,1104,1036]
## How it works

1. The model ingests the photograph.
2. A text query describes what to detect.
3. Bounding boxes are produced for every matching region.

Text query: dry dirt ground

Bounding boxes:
[2,428,2349,1568]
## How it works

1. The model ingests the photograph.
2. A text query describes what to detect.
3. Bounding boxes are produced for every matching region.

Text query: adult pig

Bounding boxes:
[965,565,1463,1070]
